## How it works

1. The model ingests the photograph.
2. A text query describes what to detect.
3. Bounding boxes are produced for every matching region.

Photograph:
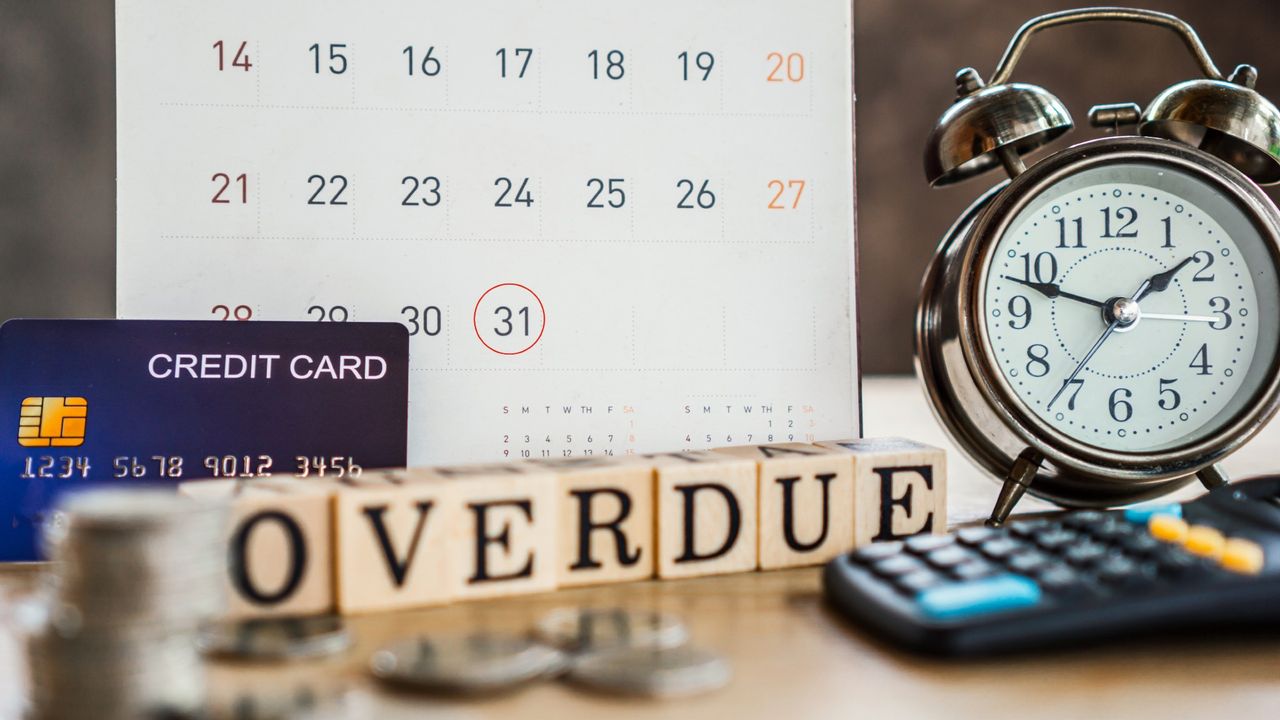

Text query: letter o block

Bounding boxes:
[179,478,335,619]
[650,452,757,579]
[818,438,947,546]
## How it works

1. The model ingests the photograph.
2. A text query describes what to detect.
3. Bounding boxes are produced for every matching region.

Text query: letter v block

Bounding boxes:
[528,456,655,587]
[329,470,456,614]
[416,463,559,601]
[713,443,854,569]
[179,478,335,619]
[818,438,947,546]
[649,451,757,579]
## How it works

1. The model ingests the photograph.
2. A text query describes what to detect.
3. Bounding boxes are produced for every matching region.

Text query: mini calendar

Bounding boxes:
[116,0,860,465]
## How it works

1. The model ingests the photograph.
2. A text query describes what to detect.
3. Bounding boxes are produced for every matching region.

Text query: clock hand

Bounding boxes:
[1046,279,1151,411]
[1141,313,1219,323]
[1134,255,1199,302]
[1001,276,1107,308]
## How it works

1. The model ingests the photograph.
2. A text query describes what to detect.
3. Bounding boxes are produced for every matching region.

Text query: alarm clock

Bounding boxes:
[915,7,1280,525]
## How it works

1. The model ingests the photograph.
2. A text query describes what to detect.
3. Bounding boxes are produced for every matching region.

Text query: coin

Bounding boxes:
[198,615,353,661]
[369,632,568,695]
[566,644,731,698]
[533,607,689,653]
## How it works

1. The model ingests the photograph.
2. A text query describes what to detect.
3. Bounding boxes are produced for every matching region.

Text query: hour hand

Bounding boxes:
[1001,276,1106,308]
[1135,255,1198,301]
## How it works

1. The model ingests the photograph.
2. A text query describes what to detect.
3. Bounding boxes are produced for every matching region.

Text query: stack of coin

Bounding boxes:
[27,488,228,720]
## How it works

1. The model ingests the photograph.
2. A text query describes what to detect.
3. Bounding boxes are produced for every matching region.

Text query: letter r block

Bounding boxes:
[328,470,457,614]
[818,438,947,546]
[713,443,854,569]
[178,478,335,619]
[650,451,757,579]
[415,463,559,601]
[527,456,655,587]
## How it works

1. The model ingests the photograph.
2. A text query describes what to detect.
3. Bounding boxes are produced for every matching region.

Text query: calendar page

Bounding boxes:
[116,0,859,465]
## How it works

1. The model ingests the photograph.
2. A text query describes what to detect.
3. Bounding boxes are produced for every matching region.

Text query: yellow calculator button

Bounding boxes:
[1148,515,1188,543]
[1220,538,1265,575]
[1182,525,1226,559]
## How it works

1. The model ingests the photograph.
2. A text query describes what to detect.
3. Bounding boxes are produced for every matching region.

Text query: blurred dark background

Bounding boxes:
[1,1,1277,372]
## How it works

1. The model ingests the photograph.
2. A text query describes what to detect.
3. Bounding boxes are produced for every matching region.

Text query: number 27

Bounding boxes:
[767,179,805,209]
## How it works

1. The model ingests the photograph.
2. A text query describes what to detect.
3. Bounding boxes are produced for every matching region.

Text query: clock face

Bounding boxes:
[982,161,1280,452]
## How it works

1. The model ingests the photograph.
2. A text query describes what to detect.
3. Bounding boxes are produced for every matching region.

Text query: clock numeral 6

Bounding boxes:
[1108,388,1133,423]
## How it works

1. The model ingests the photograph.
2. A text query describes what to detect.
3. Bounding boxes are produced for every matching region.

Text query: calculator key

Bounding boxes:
[1095,556,1158,590]
[872,555,925,577]
[1220,538,1265,575]
[1148,515,1189,543]
[925,545,974,568]
[1064,542,1109,566]
[1033,528,1079,550]
[1152,545,1214,580]
[1034,564,1094,597]
[1123,502,1183,524]
[916,575,1042,621]
[904,535,955,553]
[1062,510,1107,528]
[956,526,999,546]
[1008,518,1053,538]
[1088,518,1137,542]
[1117,532,1162,556]
[851,542,903,564]
[1006,551,1052,574]
[894,570,945,595]
[979,537,1026,559]
[950,560,998,582]
[1182,525,1226,559]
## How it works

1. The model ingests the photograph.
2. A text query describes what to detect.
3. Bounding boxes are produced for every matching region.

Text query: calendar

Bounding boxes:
[115,0,860,466]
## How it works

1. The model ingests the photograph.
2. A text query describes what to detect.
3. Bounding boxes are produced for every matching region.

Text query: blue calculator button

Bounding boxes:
[917,574,1042,621]
[1123,502,1183,524]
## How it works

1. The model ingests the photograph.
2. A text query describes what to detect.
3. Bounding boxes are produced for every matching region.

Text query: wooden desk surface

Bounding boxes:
[3,376,1279,719]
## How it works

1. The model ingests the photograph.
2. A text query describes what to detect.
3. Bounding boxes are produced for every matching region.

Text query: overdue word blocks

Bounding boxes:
[528,456,655,588]
[818,438,947,546]
[650,452,758,579]
[417,463,559,601]
[178,478,335,619]
[713,443,854,570]
[327,470,456,614]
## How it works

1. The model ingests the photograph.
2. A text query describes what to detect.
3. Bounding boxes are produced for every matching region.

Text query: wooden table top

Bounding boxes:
[3,376,1279,719]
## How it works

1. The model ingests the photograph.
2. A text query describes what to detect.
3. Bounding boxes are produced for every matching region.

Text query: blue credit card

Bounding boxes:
[0,319,409,560]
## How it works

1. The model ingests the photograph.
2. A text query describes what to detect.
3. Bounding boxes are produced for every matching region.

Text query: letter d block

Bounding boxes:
[417,463,559,601]
[818,438,947,546]
[714,443,854,569]
[330,470,456,614]
[651,452,757,579]
[179,478,334,619]
[529,456,655,587]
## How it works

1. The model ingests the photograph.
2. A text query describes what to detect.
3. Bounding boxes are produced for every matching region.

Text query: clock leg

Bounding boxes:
[1195,463,1230,490]
[986,448,1044,527]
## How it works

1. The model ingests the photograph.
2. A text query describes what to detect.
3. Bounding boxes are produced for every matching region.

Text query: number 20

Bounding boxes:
[766,52,804,82]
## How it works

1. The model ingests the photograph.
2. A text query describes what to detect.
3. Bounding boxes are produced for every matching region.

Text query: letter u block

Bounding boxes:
[528,456,655,587]
[415,463,559,601]
[714,443,854,569]
[817,438,947,546]
[179,478,335,619]
[329,470,456,614]
[650,452,757,579]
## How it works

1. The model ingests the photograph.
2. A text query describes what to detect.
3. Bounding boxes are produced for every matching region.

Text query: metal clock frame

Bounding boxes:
[918,136,1280,521]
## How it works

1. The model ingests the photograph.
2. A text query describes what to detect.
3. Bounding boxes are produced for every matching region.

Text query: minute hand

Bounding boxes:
[1002,276,1107,308]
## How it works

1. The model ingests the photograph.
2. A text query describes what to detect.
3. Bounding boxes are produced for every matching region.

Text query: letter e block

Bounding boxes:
[818,438,947,546]
[650,452,757,579]
[714,443,854,569]
[417,463,559,601]
[179,478,335,619]
[330,470,456,614]
[529,456,655,587]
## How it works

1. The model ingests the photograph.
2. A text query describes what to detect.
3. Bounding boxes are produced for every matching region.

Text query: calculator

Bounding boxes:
[823,475,1280,656]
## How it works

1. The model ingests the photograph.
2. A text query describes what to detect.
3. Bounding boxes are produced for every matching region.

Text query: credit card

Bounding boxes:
[0,319,409,560]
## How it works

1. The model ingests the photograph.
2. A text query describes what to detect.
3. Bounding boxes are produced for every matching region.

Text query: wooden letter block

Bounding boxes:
[330,470,456,614]
[650,451,757,579]
[714,443,854,569]
[179,478,335,619]
[417,463,559,600]
[529,456,655,587]
[818,438,947,546]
